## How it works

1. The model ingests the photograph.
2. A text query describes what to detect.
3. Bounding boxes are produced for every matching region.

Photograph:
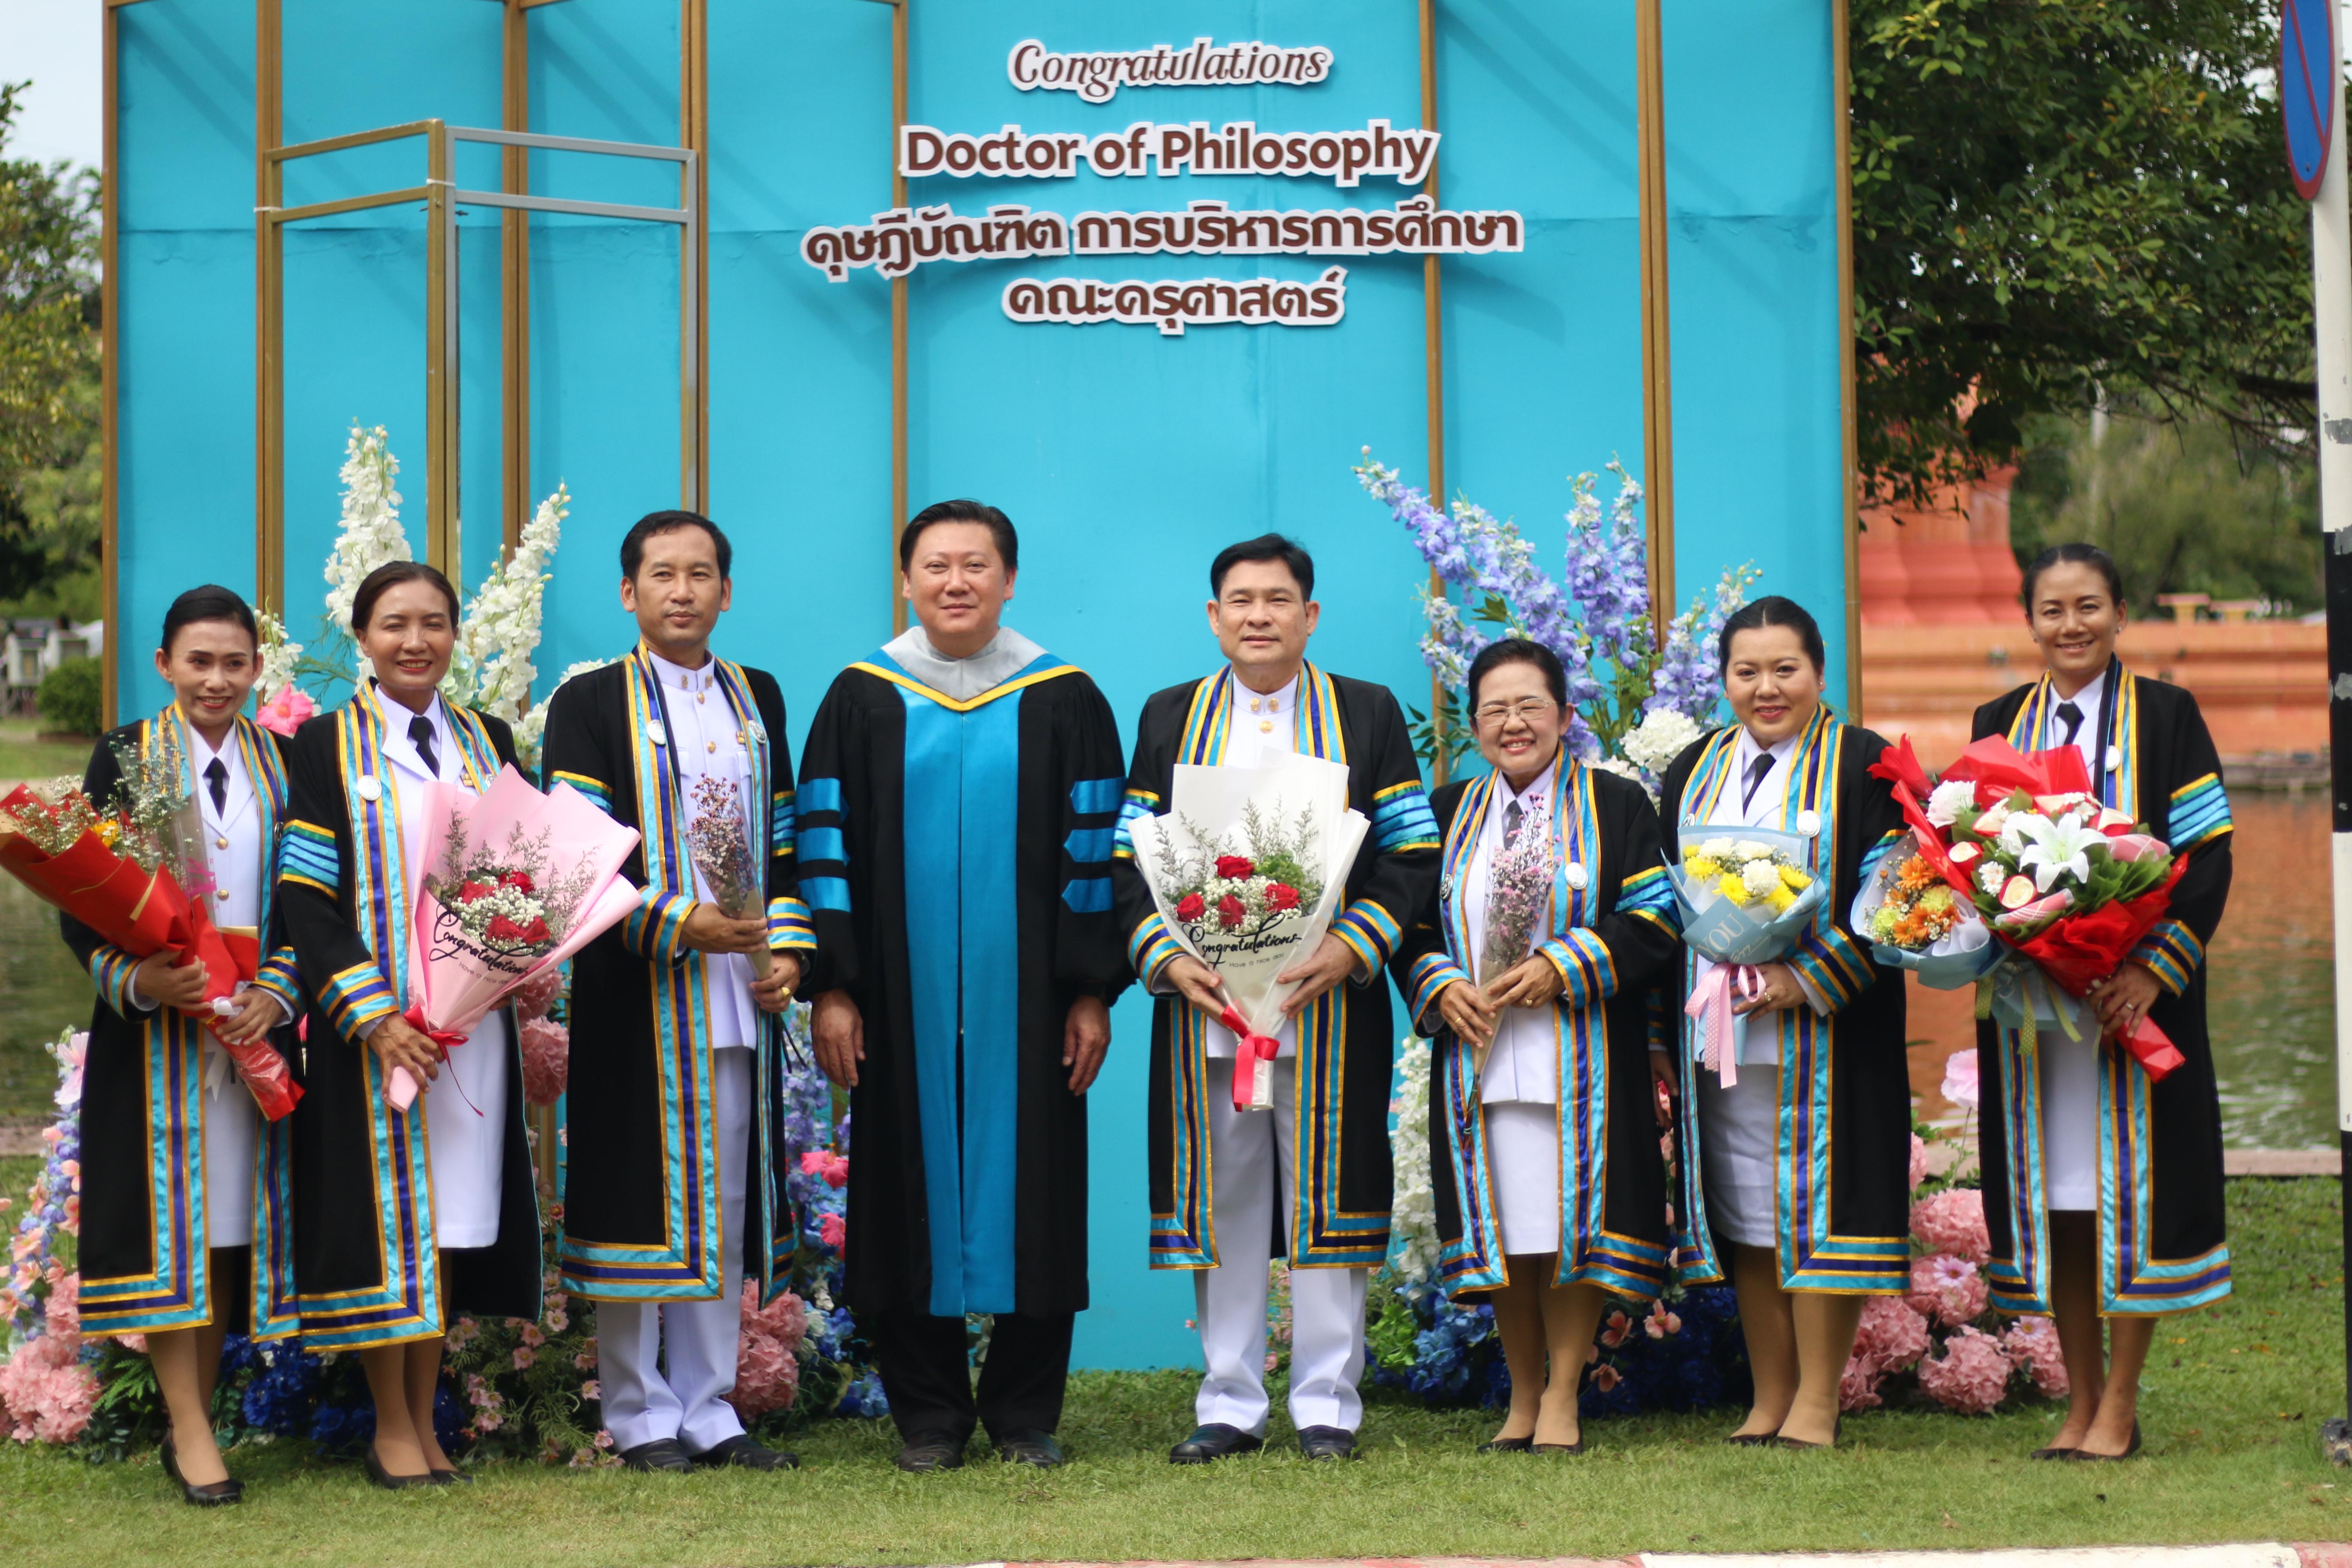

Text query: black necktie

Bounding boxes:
[1503,799,1524,850]
[204,757,228,819]
[409,714,440,778]
[2056,701,2084,747]
[1742,753,1775,812]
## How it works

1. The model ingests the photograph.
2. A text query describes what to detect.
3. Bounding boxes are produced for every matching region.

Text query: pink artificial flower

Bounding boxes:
[1850,1295,1931,1376]
[1911,1188,1991,1265]
[1590,1364,1620,1391]
[518,1322,545,1348]
[1909,1254,1989,1328]
[512,1346,536,1369]
[544,1303,568,1334]
[2000,1314,2070,1399]
[1917,1325,2014,1414]
[255,685,317,738]
[820,1212,847,1253]
[1643,1305,1681,1340]
[116,1333,147,1355]
[573,1347,598,1370]
[520,1019,570,1108]
[592,1431,613,1450]
[1908,1133,1930,1193]
[1838,1352,1885,1412]
[514,965,565,1023]
[581,1380,600,1403]
[1941,1047,1981,1112]
[1599,1309,1629,1348]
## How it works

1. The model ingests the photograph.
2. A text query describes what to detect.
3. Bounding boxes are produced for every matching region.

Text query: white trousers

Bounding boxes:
[1194,1057,1369,1436]
[597,1048,751,1455]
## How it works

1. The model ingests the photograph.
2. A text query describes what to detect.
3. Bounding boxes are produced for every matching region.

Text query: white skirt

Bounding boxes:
[201,1040,259,1249]
[1696,1066,1781,1249]
[1485,1101,1564,1258]
[2038,1030,2099,1211]
[421,1011,510,1249]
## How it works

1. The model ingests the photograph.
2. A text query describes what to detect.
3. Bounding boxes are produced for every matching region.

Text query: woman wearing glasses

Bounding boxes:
[1655,597,1911,1450]
[1390,638,1681,1455]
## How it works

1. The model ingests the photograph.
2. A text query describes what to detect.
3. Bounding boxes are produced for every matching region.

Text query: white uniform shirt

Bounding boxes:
[647,650,758,1052]
[1204,671,1301,1060]
[1467,757,1560,1104]
[377,690,510,1248]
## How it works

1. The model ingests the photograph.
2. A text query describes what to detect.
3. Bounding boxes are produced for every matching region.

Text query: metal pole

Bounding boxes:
[2316,19,2352,1467]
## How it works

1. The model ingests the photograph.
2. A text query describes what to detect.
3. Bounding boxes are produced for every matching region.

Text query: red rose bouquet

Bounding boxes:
[1869,735,2187,1080]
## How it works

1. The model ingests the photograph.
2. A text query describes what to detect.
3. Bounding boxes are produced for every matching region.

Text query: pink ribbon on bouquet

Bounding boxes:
[1220,1004,1281,1112]
[1683,963,1765,1087]
[387,1003,477,1115]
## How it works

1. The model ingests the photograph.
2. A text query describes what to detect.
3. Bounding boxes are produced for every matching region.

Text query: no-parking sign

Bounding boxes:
[2284,0,2338,200]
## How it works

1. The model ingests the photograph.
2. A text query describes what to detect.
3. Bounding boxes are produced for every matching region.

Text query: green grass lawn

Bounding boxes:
[0,718,96,785]
[0,1176,2345,1567]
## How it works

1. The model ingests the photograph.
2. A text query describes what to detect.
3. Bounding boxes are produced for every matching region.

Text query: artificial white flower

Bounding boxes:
[1741,859,1781,897]
[1385,1033,1441,1285]
[319,425,411,637]
[1733,840,1775,863]
[510,655,615,775]
[1589,754,1655,802]
[2012,810,2103,892]
[1925,779,1976,828]
[1997,812,2035,857]
[1700,836,1735,860]
[254,609,303,701]
[445,481,570,725]
[1977,860,2007,897]
[1620,707,1703,777]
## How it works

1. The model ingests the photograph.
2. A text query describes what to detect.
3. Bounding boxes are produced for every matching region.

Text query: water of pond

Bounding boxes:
[0,794,2340,1143]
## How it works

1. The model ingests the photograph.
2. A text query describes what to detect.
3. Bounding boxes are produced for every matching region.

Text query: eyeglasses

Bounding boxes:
[1473,699,1556,726]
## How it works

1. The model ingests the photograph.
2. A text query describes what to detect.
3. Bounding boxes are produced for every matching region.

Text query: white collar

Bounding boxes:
[646,648,721,689]
[1497,753,1559,806]
[884,624,1046,702]
[184,719,237,772]
[1735,727,1799,770]
[1229,669,1299,714]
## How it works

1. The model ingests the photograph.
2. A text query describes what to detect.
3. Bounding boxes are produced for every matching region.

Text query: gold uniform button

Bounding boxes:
[216,888,231,901]
[707,741,717,754]
[1260,720,1274,733]
[696,692,706,704]
[216,837,231,851]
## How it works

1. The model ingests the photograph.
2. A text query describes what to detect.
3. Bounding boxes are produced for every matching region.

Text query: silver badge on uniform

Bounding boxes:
[646,720,668,748]
[354,773,383,803]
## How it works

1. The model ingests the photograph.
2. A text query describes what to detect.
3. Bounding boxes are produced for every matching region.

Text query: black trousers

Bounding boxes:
[867,1309,1074,1446]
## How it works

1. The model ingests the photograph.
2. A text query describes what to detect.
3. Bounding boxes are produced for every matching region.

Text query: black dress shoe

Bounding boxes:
[2064,1421,2142,1461]
[1776,1415,1842,1452]
[1297,1425,1358,1461]
[691,1434,799,1471]
[616,1437,695,1474]
[2028,1444,2077,1461]
[364,1443,436,1489]
[1476,1436,1534,1453]
[894,1434,967,1472]
[1169,1423,1264,1464]
[994,1429,1064,1467]
[1723,1432,1777,1448]
[161,1438,244,1507]
[1534,1439,1587,1455]
[429,1466,475,1484]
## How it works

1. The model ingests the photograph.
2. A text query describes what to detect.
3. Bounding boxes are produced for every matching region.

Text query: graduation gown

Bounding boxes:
[275,682,541,1349]
[1112,665,1441,1271]
[539,647,816,1304]
[1390,760,1681,1298]
[65,708,306,1339]
[1660,707,1912,1294]
[1972,665,2233,1315]
[796,645,1131,1318]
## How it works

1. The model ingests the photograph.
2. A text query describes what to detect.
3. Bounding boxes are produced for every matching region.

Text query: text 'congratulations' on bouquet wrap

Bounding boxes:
[1126,753,1368,1112]
[391,765,643,1110]
[1669,827,1827,1086]
[1868,734,2187,1081]
[0,753,300,1120]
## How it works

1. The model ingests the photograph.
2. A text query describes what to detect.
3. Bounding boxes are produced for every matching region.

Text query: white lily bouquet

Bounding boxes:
[1127,753,1369,1111]
[1668,825,1828,1085]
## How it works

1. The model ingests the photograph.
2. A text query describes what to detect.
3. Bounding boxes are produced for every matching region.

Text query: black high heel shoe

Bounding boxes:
[1475,1436,1534,1453]
[2064,1420,2142,1461]
[160,1436,244,1507]
[364,1442,436,1490]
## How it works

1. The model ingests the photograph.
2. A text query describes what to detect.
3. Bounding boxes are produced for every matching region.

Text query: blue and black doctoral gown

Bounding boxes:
[1109,665,1442,1274]
[795,642,1133,1319]
[538,647,817,1305]
[1971,664,2234,1315]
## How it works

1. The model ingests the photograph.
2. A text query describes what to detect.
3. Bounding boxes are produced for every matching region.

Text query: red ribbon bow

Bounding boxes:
[1219,1004,1281,1111]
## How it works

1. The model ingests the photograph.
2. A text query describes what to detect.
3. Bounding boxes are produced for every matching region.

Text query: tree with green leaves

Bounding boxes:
[1850,0,2316,508]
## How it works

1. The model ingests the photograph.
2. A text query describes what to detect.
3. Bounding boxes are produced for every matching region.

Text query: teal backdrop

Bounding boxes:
[109,0,1850,1373]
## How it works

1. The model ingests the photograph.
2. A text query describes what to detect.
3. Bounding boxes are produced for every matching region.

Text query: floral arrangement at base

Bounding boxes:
[1838,1069,2069,1414]
[1357,450,1755,794]
[1,1028,95,1445]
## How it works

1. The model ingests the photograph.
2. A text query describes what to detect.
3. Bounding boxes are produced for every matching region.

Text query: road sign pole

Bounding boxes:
[2313,0,2352,1472]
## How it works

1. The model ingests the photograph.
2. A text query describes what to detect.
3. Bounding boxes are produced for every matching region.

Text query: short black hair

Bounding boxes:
[160,585,259,655]
[2020,542,2125,612]
[1717,594,1825,676]
[352,561,460,634]
[1466,637,1568,710]
[622,510,733,580]
[899,499,1018,573]
[1210,533,1314,599]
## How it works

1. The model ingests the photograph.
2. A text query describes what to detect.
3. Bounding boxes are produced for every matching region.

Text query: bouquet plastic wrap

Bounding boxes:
[1869,735,2187,1080]
[683,774,774,980]
[1669,826,1828,1085]
[392,765,643,1110]
[0,752,301,1120]
[1850,848,1998,991]
[1126,753,1369,1111]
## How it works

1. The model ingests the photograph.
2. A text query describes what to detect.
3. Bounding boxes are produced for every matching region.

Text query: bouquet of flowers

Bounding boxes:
[1869,735,2187,1080]
[1668,827,1826,1085]
[1471,817,1556,1074]
[392,766,644,1110]
[683,774,774,980]
[0,747,300,1120]
[1127,753,1369,1111]
[1850,848,1997,990]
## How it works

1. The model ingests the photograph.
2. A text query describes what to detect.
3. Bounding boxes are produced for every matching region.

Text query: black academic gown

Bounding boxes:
[1971,664,2233,1315]
[795,646,1132,1320]
[1659,708,1912,1294]
[539,648,814,1305]
[65,709,305,1340]
[1111,664,1441,1273]
[1390,761,1681,1299]
[275,683,540,1349]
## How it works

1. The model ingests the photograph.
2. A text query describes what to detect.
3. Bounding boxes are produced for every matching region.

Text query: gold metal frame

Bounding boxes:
[1634,0,1676,637]
[100,0,155,728]
[1418,0,1450,782]
[1832,0,1863,719]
